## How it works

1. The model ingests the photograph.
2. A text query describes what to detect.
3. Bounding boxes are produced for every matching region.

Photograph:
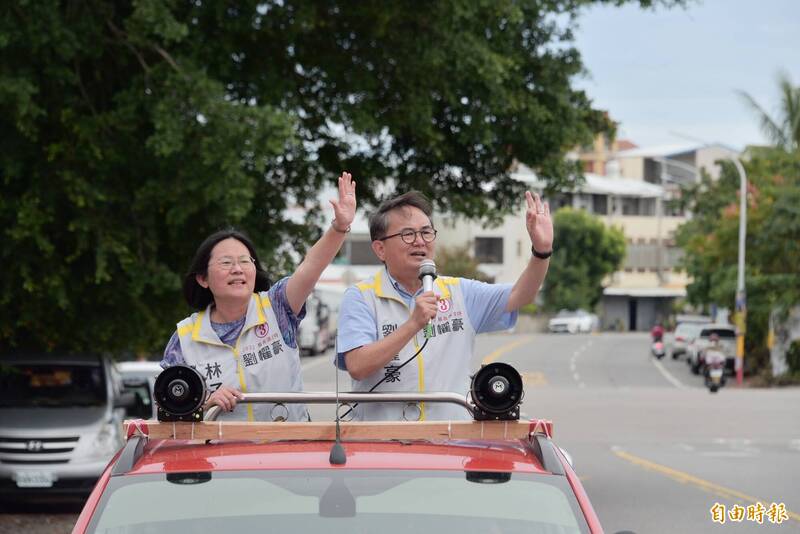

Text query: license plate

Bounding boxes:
[710,369,723,379]
[14,471,55,488]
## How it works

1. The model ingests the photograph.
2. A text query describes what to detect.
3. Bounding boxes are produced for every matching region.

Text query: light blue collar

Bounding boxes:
[383,267,422,303]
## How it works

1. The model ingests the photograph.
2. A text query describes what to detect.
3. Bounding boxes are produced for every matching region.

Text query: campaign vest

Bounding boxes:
[176,292,308,422]
[351,269,476,421]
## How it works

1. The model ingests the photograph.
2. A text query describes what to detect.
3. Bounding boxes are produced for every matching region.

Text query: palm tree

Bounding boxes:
[738,71,800,152]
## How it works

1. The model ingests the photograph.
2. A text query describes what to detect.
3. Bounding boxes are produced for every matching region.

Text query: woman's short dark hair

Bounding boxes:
[369,191,433,241]
[183,228,271,310]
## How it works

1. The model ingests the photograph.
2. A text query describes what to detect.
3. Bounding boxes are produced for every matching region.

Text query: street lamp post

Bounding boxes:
[732,158,748,386]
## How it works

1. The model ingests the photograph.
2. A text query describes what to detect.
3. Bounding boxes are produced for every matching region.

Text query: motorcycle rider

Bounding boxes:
[650,321,665,342]
[703,333,727,391]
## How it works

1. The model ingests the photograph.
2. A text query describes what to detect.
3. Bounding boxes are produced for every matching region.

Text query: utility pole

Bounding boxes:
[733,158,748,386]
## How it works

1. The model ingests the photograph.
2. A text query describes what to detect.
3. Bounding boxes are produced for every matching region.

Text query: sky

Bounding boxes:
[573,0,800,151]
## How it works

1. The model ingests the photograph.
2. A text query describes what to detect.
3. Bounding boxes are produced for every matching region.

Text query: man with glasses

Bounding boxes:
[336,190,553,421]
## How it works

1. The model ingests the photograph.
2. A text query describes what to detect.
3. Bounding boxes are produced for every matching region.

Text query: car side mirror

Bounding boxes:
[114,391,137,410]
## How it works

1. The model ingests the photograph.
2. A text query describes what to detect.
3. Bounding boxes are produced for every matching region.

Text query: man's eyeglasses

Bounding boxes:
[378,228,438,244]
[211,255,256,271]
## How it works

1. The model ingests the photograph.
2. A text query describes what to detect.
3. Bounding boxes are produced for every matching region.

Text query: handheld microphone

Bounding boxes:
[418,260,437,339]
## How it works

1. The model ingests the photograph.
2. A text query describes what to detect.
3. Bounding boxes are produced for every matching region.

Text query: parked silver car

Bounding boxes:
[668,322,704,360]
[116,360,163,419]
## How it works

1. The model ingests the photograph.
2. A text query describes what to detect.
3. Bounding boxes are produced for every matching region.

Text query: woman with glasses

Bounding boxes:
[160,172,357,421]
[335,190,552,421]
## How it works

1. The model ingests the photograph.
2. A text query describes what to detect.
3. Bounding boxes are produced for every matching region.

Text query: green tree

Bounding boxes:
[1,0,679,353]
[541,208,625,311]
[738,71,800,152]
[675,149,800,359]
[435,245,491,283]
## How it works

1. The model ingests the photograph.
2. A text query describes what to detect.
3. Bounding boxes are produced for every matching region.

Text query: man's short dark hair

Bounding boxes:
[369,191,433,241]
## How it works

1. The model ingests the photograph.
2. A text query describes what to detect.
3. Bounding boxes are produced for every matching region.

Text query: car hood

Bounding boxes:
[0,407,108,433]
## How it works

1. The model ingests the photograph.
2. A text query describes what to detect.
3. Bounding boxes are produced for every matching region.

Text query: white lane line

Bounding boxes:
[651,357,686,389]
[573,372,581,382]
[569,361,576,372]
[579,382,586,389]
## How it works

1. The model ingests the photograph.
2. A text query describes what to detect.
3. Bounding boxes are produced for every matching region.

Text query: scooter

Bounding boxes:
[651,340,666,359]
[704,349,726,393]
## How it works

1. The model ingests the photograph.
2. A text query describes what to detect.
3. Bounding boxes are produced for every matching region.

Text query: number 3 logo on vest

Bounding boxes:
[255,323,269,338]
[438,298,451,313]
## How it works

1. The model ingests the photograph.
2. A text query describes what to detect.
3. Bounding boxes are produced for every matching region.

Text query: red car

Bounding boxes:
[72,364,603,533]
[72,420,601,533]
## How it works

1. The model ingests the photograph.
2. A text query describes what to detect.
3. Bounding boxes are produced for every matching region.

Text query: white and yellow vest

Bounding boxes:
[351,269,476,421]
[176,292,308,422]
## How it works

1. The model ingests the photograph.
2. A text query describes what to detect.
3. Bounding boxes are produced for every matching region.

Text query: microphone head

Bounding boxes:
[418,259,437,279]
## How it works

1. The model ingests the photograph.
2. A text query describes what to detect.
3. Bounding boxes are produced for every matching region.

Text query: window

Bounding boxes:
[350,240,383,265]
[592,194,608,215]
[551,193,573,210]
[621,197,639,215]
[474,237,504,264]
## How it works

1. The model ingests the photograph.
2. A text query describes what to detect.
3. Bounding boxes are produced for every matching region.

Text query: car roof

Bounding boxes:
[0,352,105,365]
[116,361,163,375]
[126,438,549,475]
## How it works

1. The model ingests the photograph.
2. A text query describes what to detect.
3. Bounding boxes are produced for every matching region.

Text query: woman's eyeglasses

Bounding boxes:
[211,255,256,271]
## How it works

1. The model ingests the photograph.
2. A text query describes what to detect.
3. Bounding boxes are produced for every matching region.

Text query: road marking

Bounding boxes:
[611,447,800,523]
[700,451,756,457]
[651,357,687,389]
[573,372,580,382]
[570,361,576,372]
[481,336,534,365]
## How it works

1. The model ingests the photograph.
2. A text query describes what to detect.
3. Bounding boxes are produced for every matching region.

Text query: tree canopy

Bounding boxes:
[1,0,677,353]
[738,71,800,153]
[541,208,626,312]
[675,148,800,352]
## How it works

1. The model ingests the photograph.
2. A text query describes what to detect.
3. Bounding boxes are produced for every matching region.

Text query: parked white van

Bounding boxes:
[0,353,134,501]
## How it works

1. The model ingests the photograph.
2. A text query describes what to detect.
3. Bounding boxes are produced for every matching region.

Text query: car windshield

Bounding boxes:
[675,323,700,336]
[0,362,107,408]
[701,328,736,339]
[556,310,580,318]
[88,469,589,534]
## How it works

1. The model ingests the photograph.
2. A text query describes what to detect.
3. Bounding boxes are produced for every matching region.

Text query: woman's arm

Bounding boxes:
[285,172,356,315]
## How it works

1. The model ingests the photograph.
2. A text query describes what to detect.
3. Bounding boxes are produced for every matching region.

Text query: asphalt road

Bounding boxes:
[4,332,799,533]
[303,331,800,533]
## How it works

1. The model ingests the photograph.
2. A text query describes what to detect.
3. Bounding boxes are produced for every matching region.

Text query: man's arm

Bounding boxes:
[506,191,553,312]
[506,256,549,312]
[344,292,438,381]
